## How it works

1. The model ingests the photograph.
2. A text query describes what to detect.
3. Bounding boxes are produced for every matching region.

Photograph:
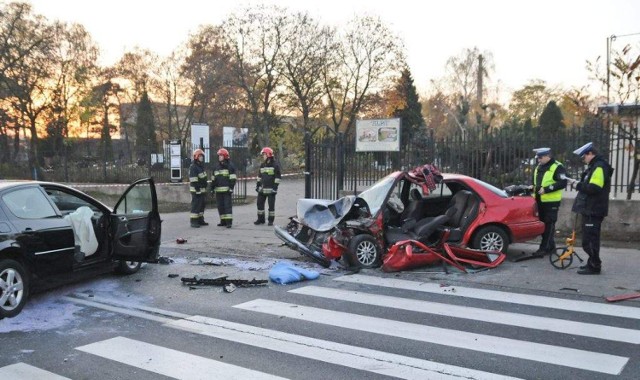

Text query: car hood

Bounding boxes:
[296,195,357,232]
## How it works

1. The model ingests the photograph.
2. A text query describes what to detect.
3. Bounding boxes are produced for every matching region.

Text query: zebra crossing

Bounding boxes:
[2,273,638,379]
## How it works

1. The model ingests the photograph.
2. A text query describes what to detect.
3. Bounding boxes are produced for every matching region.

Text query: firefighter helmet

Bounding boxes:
[193,148,205,160]
[260,147,274,158]
[217,148,229,159]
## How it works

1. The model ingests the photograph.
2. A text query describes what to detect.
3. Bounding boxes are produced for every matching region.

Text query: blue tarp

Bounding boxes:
[269,261,320,284]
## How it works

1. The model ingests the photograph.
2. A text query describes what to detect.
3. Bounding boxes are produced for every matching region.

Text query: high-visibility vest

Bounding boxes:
[534,161,563,202]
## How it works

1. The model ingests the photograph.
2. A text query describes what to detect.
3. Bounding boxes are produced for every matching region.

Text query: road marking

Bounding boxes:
[166,315,520,380]
[76,336,287,380]
[0,363,70,380]
[335,274,640,319]
[62,296,175,324]
[291,286,640,344]
[234,299,629,375]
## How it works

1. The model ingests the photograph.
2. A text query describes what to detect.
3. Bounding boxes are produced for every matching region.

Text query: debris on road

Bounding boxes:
[181,275,268,289]
[605,292,640,302]
[269,261,320,284]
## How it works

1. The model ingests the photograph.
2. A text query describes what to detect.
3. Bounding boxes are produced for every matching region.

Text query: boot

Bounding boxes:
[217,221,226,227]
[190,220,200,228]
[199,217,209,226]
[226,220,232,229]
[254,217,265,225]
[268,220,274,226]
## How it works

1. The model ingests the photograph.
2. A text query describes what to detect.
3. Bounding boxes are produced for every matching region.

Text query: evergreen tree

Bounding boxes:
[538,100,565,135]
[135,91,156,164]
[392,68,425,146]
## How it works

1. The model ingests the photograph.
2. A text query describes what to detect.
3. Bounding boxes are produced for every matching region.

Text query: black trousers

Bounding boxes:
[581,214,603,269]
[190,193,205,221]
[215,192,233,224]
[537,202,559,252]
[256,193,276,222]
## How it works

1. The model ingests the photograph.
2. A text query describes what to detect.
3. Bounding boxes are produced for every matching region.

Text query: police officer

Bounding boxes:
[571,142,613,275]
[211,148,237,228]
[254,147,281,226]
[532,147,567,256]
[189,149,208,228]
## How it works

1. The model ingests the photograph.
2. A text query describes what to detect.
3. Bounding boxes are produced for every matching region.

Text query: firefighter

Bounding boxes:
[188,148,208,228]
[211,148,236,228]
[532,147,567,256]
[254,147,281,226]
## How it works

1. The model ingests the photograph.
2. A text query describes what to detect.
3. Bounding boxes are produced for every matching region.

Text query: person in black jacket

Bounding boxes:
[211,148,237,228]
[188,149,208,228]
[531,147,567,256]
[571,142,614,275]
[254,147,281,226]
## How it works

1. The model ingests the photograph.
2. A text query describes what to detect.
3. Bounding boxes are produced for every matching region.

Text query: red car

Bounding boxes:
[275,167,544,268]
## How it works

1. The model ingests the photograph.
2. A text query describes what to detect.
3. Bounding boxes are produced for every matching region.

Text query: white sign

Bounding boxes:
[190,124,210,162]
[355,118,401,152]
[223,126,249,147]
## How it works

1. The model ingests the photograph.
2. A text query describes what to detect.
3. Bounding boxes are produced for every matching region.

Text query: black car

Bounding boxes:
[0,178,161,319]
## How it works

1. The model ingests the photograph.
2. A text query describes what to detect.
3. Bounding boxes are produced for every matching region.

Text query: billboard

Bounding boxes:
[355,118,401,152]
[190,124,210,162]
[223,126,249,147]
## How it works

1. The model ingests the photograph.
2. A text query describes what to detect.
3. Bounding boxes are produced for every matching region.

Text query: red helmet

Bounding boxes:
[192,148,205,160]
[260,147,274,158]
[217,148,229,159]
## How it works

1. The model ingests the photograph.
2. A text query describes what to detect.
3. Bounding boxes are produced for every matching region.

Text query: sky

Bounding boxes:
[24,0,640,103]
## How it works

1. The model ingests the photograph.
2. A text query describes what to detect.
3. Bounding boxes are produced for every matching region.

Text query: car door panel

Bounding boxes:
[111,178,161,262]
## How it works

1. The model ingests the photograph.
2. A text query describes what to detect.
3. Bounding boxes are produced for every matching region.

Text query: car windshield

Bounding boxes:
[357,174,397,215]
[472,178,508,198]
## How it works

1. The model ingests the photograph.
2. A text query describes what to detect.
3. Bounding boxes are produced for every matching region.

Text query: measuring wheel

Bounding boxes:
[549,247,573,269]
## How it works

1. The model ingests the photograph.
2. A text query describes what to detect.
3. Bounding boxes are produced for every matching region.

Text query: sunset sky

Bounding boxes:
[26,0,640,101]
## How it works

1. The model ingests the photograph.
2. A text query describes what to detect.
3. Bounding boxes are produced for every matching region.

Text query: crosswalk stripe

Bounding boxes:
[0,363,71,380]
[76,336,287,380]
[291,286,640,344]
[336,274,640,319]
[166,315,521,380]
[235,299,629,375]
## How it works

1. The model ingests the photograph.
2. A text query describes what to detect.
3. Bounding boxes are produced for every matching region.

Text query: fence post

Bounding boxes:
[304,131,311,198]
[336,132,344,197]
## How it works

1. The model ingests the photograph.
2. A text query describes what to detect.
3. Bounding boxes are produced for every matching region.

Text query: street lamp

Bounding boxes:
[606,32,640,107]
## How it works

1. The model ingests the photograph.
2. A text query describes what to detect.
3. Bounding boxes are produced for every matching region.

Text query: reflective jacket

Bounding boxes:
[212,159,237,193]
[533,159,567,203]
[257,158,281,194]
[572,155,613,217]
[189,161,207,194]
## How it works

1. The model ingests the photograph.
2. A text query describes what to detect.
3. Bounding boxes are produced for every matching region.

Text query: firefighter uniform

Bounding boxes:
[255,148,281,226]
[211,156,237,228]
[189,150,208,228]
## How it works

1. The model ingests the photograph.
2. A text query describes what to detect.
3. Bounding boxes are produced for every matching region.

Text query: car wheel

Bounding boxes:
[115,260,142,275]
[472,226,509,253]
[348,234,382,269]
[0,259,29,319]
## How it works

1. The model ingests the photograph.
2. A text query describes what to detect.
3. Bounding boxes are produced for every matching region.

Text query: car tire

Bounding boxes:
[472,226,509,253]
[347,234,382,269]
[115,260,142,275]
[0,258,29,319]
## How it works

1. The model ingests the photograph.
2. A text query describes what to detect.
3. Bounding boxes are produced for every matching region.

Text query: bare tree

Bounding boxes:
[279,11,333,132]
[321,15,405,136]
[222,5,289,149]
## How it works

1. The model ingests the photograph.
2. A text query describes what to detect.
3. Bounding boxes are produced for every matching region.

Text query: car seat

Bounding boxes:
[444,190,479,242]
[400,188,423,222]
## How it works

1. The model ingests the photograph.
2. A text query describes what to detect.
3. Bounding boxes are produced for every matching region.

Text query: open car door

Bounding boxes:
[110,178,161,263]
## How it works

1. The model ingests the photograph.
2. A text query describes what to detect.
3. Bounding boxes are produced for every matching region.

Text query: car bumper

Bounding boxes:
[273,225,331,267]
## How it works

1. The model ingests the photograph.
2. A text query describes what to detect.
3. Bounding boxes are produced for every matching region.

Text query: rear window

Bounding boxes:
[3,187,58,219]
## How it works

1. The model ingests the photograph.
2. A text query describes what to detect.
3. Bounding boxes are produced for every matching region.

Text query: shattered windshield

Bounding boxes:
[357,174,397,215]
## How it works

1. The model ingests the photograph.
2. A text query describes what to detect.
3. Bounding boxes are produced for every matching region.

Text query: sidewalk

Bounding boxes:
[159,178,640,303]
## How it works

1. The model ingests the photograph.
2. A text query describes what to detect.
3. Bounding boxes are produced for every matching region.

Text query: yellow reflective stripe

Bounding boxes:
[274,178,281,183]
[189,176,198,181]
[260,168,275,174]
[221,214,233,220]
[214,169,230,176]
[215,187,230,192]
[262,189,273,194]
[198,172,207,178]
[229,174,237,180]
[590,167,605,188]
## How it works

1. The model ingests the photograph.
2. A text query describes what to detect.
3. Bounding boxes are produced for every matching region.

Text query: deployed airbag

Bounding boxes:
[64,206,99,257]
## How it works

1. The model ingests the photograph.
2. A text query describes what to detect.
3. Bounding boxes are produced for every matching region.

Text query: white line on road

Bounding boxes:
[0,363,71,380]
[76,337,288,380]
[335,274,640,319]
[291,286,640,344]
[234,299,629,375]
[166,315,521,380]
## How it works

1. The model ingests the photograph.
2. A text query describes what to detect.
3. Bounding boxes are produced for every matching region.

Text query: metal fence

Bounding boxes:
[306,120,639,200]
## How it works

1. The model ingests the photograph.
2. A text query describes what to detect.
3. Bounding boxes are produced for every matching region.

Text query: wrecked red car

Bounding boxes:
[274,166,544,269]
